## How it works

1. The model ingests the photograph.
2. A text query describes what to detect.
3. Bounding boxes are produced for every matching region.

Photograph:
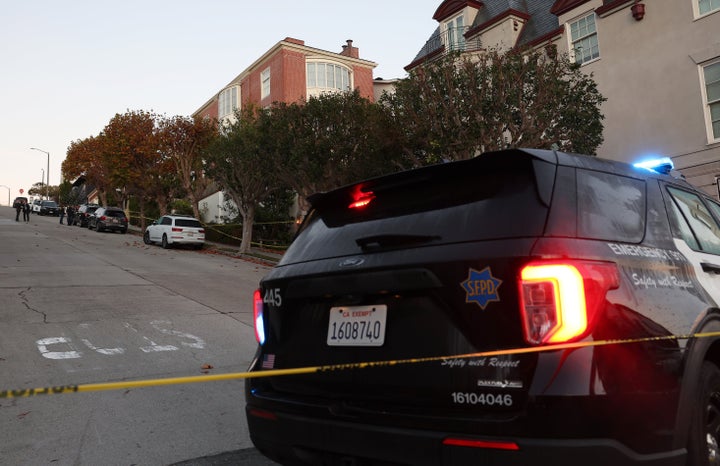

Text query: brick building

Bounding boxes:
[193,37,376,124]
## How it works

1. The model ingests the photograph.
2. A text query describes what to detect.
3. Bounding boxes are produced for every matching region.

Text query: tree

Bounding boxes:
[27,182,45,197]
[266,90,404,216]
[381,47,606,165]
[63,134,113,206]
[204,105,277,254]
[102,110,165,230]
[158,115,218,220]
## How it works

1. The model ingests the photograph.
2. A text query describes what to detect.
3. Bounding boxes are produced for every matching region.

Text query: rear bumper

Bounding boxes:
[169,236,205,245]
[99,222,127,231]
[246,407,685,466]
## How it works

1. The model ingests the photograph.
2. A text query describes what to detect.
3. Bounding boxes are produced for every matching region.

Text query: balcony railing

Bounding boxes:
[414,26,482,61]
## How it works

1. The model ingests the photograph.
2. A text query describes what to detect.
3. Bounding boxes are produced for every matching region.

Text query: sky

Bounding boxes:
[0,0,441,206]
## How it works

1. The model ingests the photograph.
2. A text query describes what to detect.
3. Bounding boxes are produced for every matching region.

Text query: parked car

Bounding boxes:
[88,207,128,233]
[31,199,42,214]
[73,203,100,227]
[144,215,205,249]
[38,200,59,216]
[12,196,28,208]
[246,148,720,466]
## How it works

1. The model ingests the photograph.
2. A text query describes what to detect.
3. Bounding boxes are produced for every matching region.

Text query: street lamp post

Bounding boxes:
[0,185,9,206]
[41,168,45,192]
[30,148,50,199]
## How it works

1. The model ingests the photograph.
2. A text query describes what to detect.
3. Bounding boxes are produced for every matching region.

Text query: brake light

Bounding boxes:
[349,186,375,209]
[253,289,266,345]
[519,261,618,345]
[172,227,183,232]
[443,437,519,451]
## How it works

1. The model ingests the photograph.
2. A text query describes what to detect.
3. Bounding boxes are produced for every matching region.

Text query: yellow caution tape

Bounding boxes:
[4,331,720,399]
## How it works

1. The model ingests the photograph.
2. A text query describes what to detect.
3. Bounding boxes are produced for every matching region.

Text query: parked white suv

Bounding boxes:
[143,215,205,249]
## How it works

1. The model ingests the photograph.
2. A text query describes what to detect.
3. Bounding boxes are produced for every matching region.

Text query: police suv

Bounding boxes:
[246,148,720,466]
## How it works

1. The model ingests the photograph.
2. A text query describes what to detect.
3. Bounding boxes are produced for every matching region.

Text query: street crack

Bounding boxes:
[18,287,48,323]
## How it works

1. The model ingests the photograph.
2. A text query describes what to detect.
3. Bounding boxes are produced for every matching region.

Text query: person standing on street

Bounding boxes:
[23,201,31,222]
[15,200,23,222]
[66,205,74,226]
[59,205,66,224]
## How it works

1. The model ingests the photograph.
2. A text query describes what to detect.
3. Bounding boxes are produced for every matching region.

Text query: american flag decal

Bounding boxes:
[262,354,276,369]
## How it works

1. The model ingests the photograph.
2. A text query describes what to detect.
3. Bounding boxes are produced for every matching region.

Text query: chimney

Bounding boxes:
[340,39,359,58]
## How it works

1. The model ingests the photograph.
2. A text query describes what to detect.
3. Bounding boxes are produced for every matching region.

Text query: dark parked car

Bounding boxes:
[73,204,99,227]
[88,207,128,233]
[246,148,720,466]
[38,200,59,216]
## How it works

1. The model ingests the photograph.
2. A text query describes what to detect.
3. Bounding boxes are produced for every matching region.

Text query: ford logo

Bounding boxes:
[339,257,365,268]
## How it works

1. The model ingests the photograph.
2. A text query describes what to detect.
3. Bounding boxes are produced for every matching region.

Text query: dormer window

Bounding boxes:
[445,13,466,51]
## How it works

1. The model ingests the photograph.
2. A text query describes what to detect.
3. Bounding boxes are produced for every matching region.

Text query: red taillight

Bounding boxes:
[198,229,205,233]
[519,261,618,345]
[248,408,277,420]
[100,215,107,221]
[443,437,520,451]
[172,227,183,232]
[349,185,375,209]
[253,289,266,345]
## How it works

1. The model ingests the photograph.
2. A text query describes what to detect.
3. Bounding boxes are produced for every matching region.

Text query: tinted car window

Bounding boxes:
[667,186,720,254]
[284,157,548,264]
[175,219,202,228]
[161,217,172,225]
[576,170,645,242]
[106,210,126,218]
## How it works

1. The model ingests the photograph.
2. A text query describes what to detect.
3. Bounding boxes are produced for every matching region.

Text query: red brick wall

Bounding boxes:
[281,49,308,103]
[197,100,218,120]
[353,66,375,102]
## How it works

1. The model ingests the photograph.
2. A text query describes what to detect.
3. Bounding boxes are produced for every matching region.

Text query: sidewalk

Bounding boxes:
[128,224,283,265]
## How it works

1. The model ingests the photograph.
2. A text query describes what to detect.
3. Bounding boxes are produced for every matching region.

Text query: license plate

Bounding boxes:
[187,232,194,237]
[327,305,386,347]
[111,218,118,224]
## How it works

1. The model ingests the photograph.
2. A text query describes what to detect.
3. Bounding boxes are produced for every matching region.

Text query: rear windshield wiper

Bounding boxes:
[356,234,441,251]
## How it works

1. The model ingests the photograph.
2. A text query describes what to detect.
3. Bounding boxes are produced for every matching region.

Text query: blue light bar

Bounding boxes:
[633,157,674,175]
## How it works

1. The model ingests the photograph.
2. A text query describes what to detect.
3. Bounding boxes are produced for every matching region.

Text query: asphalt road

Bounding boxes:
[0,207,280,465]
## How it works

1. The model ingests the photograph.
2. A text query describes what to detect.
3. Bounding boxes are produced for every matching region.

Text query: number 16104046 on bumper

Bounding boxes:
[327,305,386,346]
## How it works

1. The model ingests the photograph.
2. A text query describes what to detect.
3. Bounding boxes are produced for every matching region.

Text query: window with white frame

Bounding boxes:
[261,68,271,99]
[306,62,351,94]
[569,13,600,65]
[703,61,720,141]
[699,0,720,15]
[218,86,238,119]
[445,14,465,51]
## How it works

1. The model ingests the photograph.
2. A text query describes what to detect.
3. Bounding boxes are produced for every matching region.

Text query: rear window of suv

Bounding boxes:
[284,156,549,263]
[176,219,202,228]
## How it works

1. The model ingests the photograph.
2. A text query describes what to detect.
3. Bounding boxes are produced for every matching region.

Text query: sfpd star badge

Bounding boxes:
[461,267,503,310]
